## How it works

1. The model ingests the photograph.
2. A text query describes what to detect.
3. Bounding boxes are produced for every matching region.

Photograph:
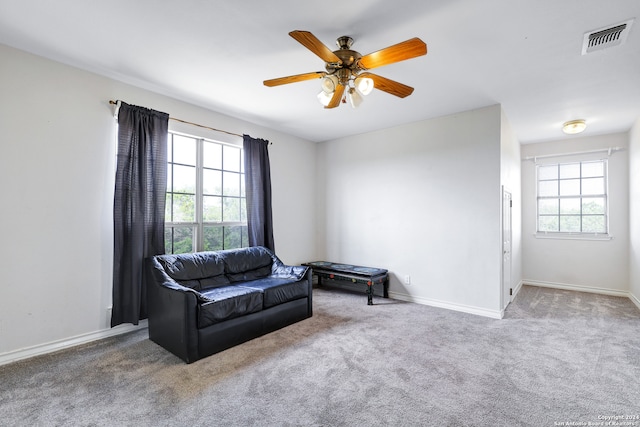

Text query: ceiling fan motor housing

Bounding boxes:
[326,36,363,82]
[336,35,353,49]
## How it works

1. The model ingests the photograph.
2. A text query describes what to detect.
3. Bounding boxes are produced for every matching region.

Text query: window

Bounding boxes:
[165,132,248,254]
[536,160,608,235]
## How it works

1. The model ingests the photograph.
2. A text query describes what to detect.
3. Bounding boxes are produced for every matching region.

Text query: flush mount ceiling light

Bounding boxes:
[264,31,427,109]
[562,119,587,134]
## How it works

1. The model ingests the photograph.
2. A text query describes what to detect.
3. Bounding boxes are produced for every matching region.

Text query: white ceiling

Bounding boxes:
[1,0,639,143]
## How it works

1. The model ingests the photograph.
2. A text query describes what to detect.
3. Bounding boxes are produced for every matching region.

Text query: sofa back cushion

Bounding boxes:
[222,246,274,282]
[154,246,277,289]
[155,252,229,290]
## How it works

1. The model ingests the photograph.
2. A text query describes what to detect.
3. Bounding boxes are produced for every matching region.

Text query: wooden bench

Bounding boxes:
[302,261,389,305]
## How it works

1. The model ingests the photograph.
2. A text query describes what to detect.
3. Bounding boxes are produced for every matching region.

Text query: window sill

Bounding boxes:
[534,232,612,241]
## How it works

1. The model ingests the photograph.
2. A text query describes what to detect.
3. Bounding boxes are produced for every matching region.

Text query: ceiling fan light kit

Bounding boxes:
[320,75,339,93]
[318,74,374,108]
[264,30,427,109]
[347,87,363,108]
[317,89,333,107]
[355,76,374,96]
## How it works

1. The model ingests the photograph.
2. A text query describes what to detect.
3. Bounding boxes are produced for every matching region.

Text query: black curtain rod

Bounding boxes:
[109,100,243,138]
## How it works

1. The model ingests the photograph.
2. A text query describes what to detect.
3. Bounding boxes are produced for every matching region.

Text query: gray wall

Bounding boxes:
[316,105,522,318]
[0,44,317,359]
[520,133,630,295]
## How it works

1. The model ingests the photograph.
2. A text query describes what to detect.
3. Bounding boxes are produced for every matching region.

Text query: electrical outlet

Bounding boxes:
[404,275,411,285]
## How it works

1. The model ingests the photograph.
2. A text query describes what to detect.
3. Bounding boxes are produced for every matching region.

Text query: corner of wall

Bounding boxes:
[629,117,640,305]
[500,108,523,309]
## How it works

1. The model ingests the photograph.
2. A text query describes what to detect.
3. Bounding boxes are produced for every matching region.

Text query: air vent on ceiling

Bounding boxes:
[582,19,634,55]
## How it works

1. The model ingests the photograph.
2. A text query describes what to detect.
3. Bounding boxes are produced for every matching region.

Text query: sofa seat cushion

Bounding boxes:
[197,286,263,328]
[238,277,310,308]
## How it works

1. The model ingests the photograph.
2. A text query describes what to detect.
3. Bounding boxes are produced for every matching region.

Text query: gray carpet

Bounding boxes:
[1,285,639,426]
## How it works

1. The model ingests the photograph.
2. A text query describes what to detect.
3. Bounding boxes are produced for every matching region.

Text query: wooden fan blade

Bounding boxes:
[359,38,427,70]
[289,31,341,64]
[264,71,327,87]
[360,73,414,98]
[325,84,346,109]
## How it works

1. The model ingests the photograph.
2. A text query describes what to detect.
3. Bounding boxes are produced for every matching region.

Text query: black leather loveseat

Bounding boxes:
[147,246,312,363]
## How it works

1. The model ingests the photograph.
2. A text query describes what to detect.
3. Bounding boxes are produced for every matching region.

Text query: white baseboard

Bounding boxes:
[630,291,640,311]
[512,280,524,299]
[501,280,525,318]
[387,279,637,320]
[388,291,503,319]
[522,280,630,298]
[0,321,147,367]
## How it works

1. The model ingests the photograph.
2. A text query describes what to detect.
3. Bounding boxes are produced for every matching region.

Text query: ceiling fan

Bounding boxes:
[264,31,427,109]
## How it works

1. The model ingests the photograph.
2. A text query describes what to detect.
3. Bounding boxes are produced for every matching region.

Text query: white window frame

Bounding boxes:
[165,131,248,253]
[535,159,611,240]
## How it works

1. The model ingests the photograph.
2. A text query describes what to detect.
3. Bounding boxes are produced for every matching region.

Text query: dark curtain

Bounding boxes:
[243,134,275,251]
[112,102,169,327]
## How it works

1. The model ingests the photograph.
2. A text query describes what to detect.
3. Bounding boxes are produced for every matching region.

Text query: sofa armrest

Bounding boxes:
[264,249,313,316]
[147,257,202,363]
[271,263,309,280]
[267,250,309,280]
